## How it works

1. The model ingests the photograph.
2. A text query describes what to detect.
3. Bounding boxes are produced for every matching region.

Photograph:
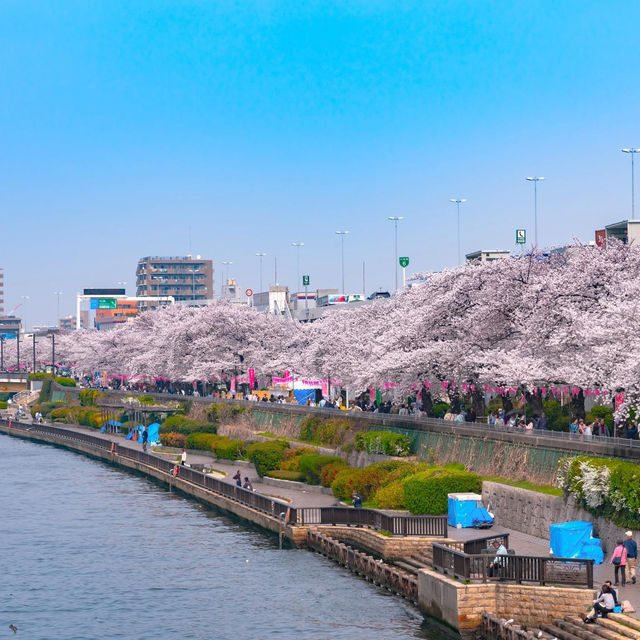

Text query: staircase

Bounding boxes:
[392,546,434,575]
[537,614,640,640]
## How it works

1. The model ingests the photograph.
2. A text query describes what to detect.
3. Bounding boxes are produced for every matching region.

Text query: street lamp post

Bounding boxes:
[20,295,30,333]
[622,149,640,220]
[255,253,267,292]
[526,177,545,248]
[448,199,467,264]
[387,217,404,292]
[221,261,233,297]
[291,242,304,291]
[0,336,4,371]
[335,231,349,293]
[49,331,56,377]
[53,291,63,326]
[32,332,36,373]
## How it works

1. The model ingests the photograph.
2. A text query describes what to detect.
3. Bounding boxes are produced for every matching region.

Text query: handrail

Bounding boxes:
[432,542,594,588]
[65,384,640,454]
[0,418,447,537]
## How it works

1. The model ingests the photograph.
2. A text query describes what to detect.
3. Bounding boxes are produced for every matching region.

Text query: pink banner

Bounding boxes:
[248,368,255,389]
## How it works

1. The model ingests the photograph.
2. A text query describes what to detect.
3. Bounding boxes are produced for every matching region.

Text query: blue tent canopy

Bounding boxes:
[293,389,315,405]
[101,420,121,433]
[550,520,603,564]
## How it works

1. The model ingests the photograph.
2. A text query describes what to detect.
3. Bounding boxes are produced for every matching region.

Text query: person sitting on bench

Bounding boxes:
[487,539,508,577]
[583,584,615,622]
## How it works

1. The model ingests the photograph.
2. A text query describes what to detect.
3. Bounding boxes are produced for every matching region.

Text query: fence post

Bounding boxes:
[587,560,594,589]
[540,558,546,586]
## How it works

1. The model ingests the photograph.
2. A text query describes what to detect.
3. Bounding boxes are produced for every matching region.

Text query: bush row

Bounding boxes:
[159,415,217,435]
[184,432,247,460]
[354,430,412,456]
[247,440,290,477]
[299,416,352,447]
[557,455,640,529]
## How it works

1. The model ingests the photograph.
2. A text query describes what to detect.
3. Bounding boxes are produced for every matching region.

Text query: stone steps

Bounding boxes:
[595,618,640,640]
[562,615,637,640]
[609,615,640,634]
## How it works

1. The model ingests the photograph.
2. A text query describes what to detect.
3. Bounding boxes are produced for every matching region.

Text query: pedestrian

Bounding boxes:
[536,412,549,430]
[351,491,362,508]
[180,448,187,466]
[142,427,148,452]
[233,470,242,487]
[611,539,628,586]
[243,477,254,491]
[467,407,477,423]
[624,531,637,585]
[487,539,508,578]
[570,418,579,435]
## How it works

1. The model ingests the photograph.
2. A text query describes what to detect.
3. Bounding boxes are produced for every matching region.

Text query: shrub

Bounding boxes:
[355,430,412,456]
[0,400,7,410]
[39,379,52,403]
[213,437,246,460]
[298,454,344,484]
[247,440,289,477]
[186,433,220,451]
[432,402,450,418]
[586,405,614,429]
[557,455,640,529]
[403,470,482,515]
[50,407,72,422]
[160,415,217,435]
[77,408,102,428]
[31,401,61,418]
[79,389,99,407]
[299,416,352,447]
[160,432,187,448]
[206,403,246,423]
[543,400,572,431]
[29,372,52,381]
[331,466,391,501]
[281,447,317,471]
[54,376,76,387]
[374,480,406,510]
[320,460,350,487]
[138,395,156,405]
[265,470,305,481]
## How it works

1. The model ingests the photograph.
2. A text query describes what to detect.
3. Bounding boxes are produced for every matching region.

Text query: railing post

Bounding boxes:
[540,558,546,586]
[587,560,594,589]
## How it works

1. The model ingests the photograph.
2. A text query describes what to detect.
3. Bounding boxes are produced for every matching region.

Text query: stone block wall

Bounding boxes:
[482,481,630,554]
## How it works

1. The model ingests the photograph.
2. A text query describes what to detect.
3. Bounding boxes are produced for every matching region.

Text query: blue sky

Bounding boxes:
[1,0,639,327]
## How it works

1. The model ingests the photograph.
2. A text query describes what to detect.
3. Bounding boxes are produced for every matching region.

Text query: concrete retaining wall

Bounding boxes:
[482,481,630,554]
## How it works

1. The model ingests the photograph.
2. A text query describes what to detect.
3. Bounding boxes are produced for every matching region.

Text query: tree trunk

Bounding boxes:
[449,392,461,413]
[421,385,434,416]
[571,389,586,420]
[501,394,513,415]
[525,389,543,417]
[471,387,485,418]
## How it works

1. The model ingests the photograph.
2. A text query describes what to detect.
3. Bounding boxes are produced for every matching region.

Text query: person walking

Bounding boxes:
[142,427,148,452]
[624,531,637,585]
[611,539,628,586]
[536,412,549,430]
[180,448,187,466]
[233,470,242,487]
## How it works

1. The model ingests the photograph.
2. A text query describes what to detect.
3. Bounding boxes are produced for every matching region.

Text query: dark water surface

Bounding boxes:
[1,435,440,640]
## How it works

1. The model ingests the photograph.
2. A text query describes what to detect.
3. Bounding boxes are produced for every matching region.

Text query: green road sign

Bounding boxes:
[516,229,526,244]
[302,275,310,286]
[97,298,117,309]
[399,257,409,268]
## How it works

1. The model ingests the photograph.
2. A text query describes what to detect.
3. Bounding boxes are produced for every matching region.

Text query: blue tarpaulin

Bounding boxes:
[550,521,603,563]
[471,506,494,527]
[448,493,482,528]
[101,420,121,433]
[293,389,315,405]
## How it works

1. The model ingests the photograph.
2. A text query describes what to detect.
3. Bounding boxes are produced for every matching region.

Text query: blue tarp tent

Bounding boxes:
[293,389,315,405]
[101,420,121,433]
[126,425,144,440]
[471,506,494,528]
[550,521,603,564]
[146,422,160,444]
[448,493,483,528]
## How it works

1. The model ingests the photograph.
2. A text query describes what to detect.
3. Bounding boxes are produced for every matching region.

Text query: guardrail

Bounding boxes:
[71,384,640,453]
[432,543,593,588]
[0,419,447,537]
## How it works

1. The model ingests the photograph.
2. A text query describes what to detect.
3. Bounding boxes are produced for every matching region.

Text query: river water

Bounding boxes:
[1,435,443,640]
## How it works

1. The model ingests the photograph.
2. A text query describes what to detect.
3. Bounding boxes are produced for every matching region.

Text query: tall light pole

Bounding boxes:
[117,281,127,292]
[335,231,349,293]
[221,261,232,297]
[387,217,404,292]
[53,291,63,326]
[291,242,304,291]
[448,199,467,264]
[526,177,545,248]
[622,149,640,221]
[255,253,267,292]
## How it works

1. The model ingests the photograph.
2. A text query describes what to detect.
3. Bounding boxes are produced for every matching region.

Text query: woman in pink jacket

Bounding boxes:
[611,539,628,586]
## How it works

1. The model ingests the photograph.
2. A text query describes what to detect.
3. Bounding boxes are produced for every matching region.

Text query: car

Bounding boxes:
[367,291,391,300]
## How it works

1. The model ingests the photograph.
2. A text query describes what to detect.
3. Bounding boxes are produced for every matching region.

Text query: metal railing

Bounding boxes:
[66,384,640,453]
[432,543,593,588]
[0,419,447,537]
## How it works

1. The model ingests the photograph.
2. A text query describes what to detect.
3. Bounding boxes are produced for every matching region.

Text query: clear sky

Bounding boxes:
[2,0,639,328]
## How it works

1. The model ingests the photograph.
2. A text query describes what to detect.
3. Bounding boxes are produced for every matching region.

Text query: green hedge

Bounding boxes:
[265,469,305,481]
[281,446,317,471]
[54,376,76,387]
[297,454,344,484]
[355,430,412,456]
[299,416,352,447]
[159,432,187,448]
[160,415,217,435]
[320,461,349,487]
[28,372,52,381]
[247,440,289,477]
[331,466,391,501]
[585,405,614,429]
[374,480,406,510]
[79,389,99,406]
[213,437,246,461]
[0,400,7,410]
[403,470,481,514]
[138,395,156,405]
[557,455,640,529]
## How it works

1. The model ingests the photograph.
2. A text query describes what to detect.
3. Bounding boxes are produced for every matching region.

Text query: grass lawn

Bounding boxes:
[483,476,562,496]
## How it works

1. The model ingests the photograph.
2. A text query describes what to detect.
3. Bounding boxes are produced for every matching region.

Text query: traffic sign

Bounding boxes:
[245,288,253,297]
[302,275,310,286]
[399,257,409,268]
[516,229,526,244]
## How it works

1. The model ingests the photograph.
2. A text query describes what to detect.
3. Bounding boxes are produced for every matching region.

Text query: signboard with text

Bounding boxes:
[399,257,409,268]
[516,229,526,244]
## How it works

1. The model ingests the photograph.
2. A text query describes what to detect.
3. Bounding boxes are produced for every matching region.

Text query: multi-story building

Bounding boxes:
[0,267,4,314]
[465,249,511,263]
[136,255,214,310]
[0,315,21,337]
[95,300,138,330]
[59,312,88,331]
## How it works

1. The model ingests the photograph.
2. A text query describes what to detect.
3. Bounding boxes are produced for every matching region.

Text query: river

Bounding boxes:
[1,434,445,640]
